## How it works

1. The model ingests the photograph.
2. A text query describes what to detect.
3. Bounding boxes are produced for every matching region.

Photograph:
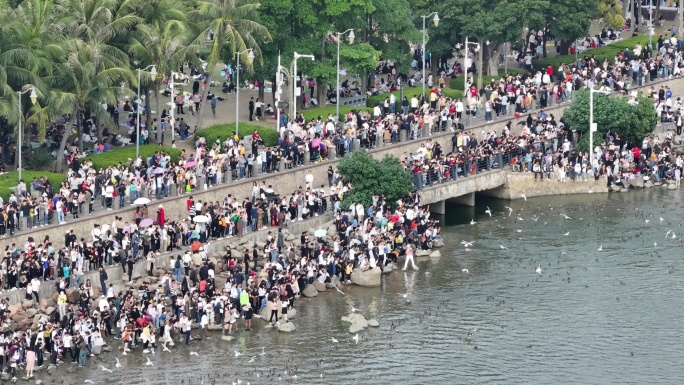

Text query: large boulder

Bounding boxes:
[368,319,380,327]
[668,183,677,190]
[431,238,445,248]
[350,267,381,287]
[342,313,368,334]
[8,304,21,317]
[326,276,341,289]
[66,289,80,304]
[415,249,430,257]
[429,250,441,258]
[278,322,296,332]
[644,180,654,188]
[26,309,38,318]
[313,280,327,292]
[287,309,297,320]
[302,284,319,298]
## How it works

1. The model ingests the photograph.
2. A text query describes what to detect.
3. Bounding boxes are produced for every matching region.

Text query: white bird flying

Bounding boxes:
[563,231,570,236]
[145,357,153,367]
[561,214,572,219]
[660,217,664,222]
[645,219,650,223]
[597,244,603,251]
[536,265,542,274]
[461,240,475,248]
[332,337,339,343]
[260,347,266,356]
[249,356,256,363]
[505,206,513,216]
[520,194,527,201]
[666,230,672,239]
[485,206,492,217]
[190,351,199,357]
[162,345,171,353]
[462,269,469,274]
[470,219,476,225]
[84,381,95,384]
[352,334,360,344]
[234,350,242,358]
[115,357,123,368]
[99,365,112,373]
[499,245,508,250]
[350,305,360,313]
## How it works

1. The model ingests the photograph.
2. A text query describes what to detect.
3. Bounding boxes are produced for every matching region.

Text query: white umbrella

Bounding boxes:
[134,197,151,205]
[193,215,209,223]
[314,229,327,238]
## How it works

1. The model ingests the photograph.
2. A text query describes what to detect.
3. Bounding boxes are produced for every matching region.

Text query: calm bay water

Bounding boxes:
[54,188,684,385]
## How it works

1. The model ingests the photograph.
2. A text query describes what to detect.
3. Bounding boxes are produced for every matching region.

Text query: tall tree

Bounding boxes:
[192,0,272,132]
[50,40,133,171]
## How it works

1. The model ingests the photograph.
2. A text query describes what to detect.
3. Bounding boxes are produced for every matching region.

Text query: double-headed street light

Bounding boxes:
[421,12,439,98]
[463,39,480,96]
[236,49,255,138]
[16,87,37,182]
[168,71,180,141]
[293,52,315,119]
[335,29,355,122]
[136,65,157,158]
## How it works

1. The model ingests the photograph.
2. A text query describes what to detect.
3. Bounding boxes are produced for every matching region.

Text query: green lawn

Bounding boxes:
[194,123,280,146]
[82,145,182,170]
[0,171,66,201]
[532,34,651,71]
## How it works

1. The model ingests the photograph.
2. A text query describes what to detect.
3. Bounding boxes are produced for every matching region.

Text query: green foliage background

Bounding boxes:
[337,150,413,210]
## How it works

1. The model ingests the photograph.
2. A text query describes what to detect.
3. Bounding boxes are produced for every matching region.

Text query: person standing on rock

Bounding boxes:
[99,266,108,297]
[402,244,418,271]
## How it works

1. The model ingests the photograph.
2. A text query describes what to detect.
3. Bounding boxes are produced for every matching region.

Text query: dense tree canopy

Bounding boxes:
[564,90,657,150]
[0,0,614,169]
[337,150,414,210]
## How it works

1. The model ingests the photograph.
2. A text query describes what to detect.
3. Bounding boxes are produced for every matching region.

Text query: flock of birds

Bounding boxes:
[45,195,684,384]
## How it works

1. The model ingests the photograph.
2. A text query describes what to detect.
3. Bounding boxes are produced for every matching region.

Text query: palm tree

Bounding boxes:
[10,0,65,142]
[59,0,140,43]
[191,0,271,132]
[128,9,199,143]
[50,39,133,171]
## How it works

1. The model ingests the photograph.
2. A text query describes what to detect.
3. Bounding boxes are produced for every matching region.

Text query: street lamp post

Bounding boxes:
[16,87,37,182]
[169,71,180,141]
[235,49,255,138]
[421,12,440,98]
[463,39,480,96]
[336,29,355,122]
[649,0,653,49]
[589,87,610,167]
[136,65,157,159]
[293,52,315,119]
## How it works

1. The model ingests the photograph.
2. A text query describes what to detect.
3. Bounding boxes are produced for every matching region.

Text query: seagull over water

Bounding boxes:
[485,206,492,217]
[499,245,508,250]
[561,214,572,219]
[115,357,123,368]
[520,193,527,201]
[461,240,475,248]
[470,219,476,225]
[100,365,112,373]
[462,269,469,274]
[145,357,153,367]
[352,334,360,344]
[563,231,570,236]
[505,206,513,216]
[597,244,603,251]
[536,265,543,274]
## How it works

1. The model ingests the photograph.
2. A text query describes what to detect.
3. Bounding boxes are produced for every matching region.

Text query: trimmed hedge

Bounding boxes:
[83,145,181,170]
[0,171,66,201]
[532,34,651,71]
[300,106,370,122]
[194,124,280,147]
[449,68,525,91]
[368,88,464,107]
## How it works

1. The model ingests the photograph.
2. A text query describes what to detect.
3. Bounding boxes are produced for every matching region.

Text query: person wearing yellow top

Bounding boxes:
[58,291,67,318]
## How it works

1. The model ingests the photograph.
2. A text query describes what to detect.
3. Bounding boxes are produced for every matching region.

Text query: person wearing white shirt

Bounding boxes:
[305,171,314,189]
